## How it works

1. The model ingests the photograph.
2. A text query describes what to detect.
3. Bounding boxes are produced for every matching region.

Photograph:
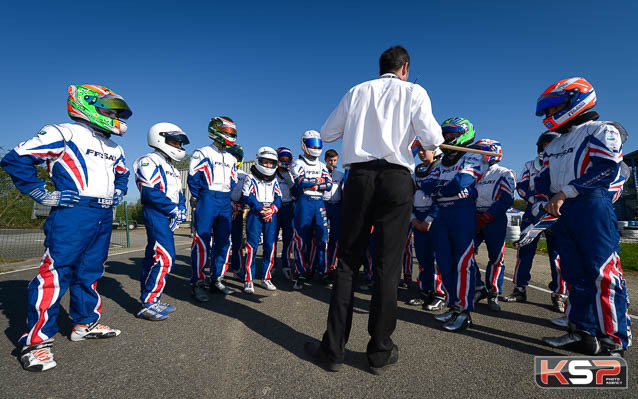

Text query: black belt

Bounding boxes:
[350,159,409,172]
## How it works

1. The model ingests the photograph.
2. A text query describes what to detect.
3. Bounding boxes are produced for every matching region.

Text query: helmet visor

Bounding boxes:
[92,94,133,119]
[161,131,190,145]
[303,137,322,149]
[535,92,567,117]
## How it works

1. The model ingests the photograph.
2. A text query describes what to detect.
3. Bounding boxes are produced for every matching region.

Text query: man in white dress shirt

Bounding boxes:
[304,46,443,374]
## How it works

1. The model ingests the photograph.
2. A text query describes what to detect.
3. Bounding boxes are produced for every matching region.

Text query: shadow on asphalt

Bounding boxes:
[100,255,374,371]
[290,269,567,358]
[1,279,85,353]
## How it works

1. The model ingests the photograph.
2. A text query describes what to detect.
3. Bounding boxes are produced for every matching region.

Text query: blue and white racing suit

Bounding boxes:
[1,122,129,347]
[241,171,282,282]
[275,169,295,273]
[134,151,185,306]
[291,155,332,277]
[473,164,516,295]
[324,168,344,271]
[411,189,443,297]
[513,157,565,295]
[230,169,248,272]
[420,151,488,311]
[188,144,237,285]
[534,120,630,349]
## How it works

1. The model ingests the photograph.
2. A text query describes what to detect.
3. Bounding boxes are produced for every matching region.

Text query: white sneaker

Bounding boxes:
[244,282,255,294]
[20,339,56,372]
[70,322,121,342]
[260,279,277,291]
[551,316,569,328]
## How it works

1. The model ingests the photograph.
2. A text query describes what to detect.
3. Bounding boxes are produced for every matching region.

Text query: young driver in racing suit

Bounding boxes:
[275,147,296,280]
[228,144,247,274]
[291,130,332,290]
[419,117,488,331]
[1,84,132,371]
[471,139,516,312]
[188,117,238,302]
[408,159,445,311]
[534,77,630,357]
[502,131,567,312]
[133,122,189,321]
[241,147,282,293]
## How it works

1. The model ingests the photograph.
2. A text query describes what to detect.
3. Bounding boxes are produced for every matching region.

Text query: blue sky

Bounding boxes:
[2,1,637,200]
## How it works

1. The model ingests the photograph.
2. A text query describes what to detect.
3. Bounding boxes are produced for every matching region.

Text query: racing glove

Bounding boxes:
[169,207,182,231]
[113,189,124,206]
[260,204,278,223]
[29,188,80,208]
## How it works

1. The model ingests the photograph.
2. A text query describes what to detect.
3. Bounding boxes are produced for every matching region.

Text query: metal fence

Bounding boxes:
[0,192,131,263]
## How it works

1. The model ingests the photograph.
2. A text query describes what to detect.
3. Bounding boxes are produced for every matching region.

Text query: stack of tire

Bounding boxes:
[506,214,521,241]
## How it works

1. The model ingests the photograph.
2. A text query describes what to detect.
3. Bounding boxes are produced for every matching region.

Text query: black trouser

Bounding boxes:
[320,160,413,366]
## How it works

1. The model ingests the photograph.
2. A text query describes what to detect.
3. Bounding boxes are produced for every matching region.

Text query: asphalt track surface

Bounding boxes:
[0,231,636,398]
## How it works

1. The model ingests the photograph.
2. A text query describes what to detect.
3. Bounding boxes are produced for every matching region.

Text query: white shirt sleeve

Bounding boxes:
[410,86,443,151]
[320,90,351,143]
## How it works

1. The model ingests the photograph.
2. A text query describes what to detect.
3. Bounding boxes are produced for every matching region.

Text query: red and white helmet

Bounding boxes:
[474,139,502,164]
[536,77,596,131]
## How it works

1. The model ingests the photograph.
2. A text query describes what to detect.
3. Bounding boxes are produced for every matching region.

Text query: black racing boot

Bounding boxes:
[424,296,446,311]
[407,291,431,306]
[474,287,488,305]
[543,324,601,355]
[487,294,501,312]
[503,286,527,302]
[599,336,626,358]
[551,293,567,313]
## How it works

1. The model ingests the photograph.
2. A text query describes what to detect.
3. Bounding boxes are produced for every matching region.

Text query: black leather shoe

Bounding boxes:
[434,309,456,322]
[369,345,399,375]
[443,311,472,332]
[304,342,342,372]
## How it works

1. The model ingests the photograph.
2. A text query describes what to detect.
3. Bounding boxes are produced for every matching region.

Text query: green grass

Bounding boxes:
[506,240,638,272]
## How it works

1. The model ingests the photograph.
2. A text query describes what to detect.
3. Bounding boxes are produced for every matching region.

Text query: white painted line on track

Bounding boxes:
[0,241,192,275]
[477,266,638,320]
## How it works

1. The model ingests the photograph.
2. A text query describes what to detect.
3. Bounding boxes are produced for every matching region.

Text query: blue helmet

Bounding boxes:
[276,147,293,168]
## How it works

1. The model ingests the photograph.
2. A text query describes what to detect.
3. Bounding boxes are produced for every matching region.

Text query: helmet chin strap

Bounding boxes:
[303,153,317,162]
[213,141,226,150]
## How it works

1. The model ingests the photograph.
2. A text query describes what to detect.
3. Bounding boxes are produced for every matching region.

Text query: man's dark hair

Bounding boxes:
[379,46,410,75]
[325,149,339,159]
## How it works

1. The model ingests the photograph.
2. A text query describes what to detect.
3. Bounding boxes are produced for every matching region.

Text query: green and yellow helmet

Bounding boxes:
[67,84,132,136]
[440,117,475,154]
[226,143,244,168]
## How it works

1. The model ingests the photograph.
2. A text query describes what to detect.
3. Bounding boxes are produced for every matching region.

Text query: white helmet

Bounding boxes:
[301,130,323,158]
[147,122,190,161]
[255,146,278,176]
